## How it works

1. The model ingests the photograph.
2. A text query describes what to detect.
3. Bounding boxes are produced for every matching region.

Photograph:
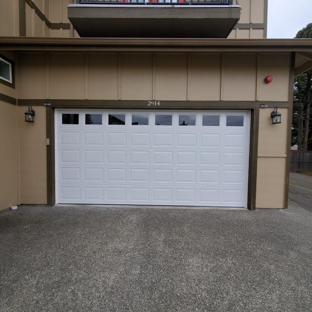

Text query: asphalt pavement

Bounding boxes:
[289,172,312,213]
[0,202,311,312]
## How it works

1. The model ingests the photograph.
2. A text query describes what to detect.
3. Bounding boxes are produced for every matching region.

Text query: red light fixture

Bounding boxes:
[265,75,273,84]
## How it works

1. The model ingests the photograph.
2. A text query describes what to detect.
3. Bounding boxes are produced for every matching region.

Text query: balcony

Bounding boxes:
[68,0,240,38]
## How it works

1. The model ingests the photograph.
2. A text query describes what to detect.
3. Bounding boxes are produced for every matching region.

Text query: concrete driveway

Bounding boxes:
[289,172,312,213]
[0,203,311,312]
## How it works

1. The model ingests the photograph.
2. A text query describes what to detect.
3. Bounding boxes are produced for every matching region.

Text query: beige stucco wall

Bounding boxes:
[15,51,291,208]
[17,52,291,103]
[0,0,266,39]
[0,51,18,211]
[229,0,267,39]
[0,0,19,37]
[256,108,289,208]
[18,106,47,204]
[0,101,18,211]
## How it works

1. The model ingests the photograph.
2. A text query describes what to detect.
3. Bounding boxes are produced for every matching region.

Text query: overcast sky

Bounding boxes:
[267,0,312,38]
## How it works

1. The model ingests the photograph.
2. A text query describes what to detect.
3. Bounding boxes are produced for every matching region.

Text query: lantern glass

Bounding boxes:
[24,107,35,123]
[271,107,282,125]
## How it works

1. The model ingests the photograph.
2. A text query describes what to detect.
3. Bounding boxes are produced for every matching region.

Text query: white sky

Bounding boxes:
[267,0,312,38]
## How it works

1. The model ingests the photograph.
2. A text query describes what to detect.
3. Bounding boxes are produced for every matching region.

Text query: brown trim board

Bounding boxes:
[234,23,265,30]
[25,0,71,30]
[0,93,16,105]
[46,106,55,206]
[18,100,291,109]
[284,52,296,209]
[19,0,26,36]
[248,107,259,210]
[264,0,268,38]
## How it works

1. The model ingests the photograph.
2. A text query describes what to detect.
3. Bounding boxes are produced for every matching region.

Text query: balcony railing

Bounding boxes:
[76,0,234,5]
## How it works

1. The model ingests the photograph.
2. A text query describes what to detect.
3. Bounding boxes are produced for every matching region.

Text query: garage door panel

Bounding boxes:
[84,187,104,201]
[107,151,127,164]
[199,189,219,204]
[84,132,103,145]
[56,110,250,207]
[154,152,173,165]
[107,132,127,146]
[129,188,149,201]
[153,188,173,201]
[60,150,80,163]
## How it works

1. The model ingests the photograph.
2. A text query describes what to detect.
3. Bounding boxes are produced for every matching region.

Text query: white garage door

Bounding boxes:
[55,109,250,207]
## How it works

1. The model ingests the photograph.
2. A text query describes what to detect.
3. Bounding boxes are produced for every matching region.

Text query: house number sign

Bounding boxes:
[147,100,161,107]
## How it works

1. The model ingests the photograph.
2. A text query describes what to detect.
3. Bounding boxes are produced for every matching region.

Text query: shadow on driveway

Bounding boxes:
[0,203,311,311]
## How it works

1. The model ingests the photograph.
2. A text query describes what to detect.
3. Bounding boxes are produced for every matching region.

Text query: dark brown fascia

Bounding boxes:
[0,37,312,53]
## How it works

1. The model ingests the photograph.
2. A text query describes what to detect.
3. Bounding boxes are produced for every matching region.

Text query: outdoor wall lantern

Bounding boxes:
[271,107,282,124]
[24,106,35,122]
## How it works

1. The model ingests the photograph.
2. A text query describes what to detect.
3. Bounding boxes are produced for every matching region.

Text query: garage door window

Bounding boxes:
[155,115,172,126]
[179,115,196,126]
[226,116,244,127]
[132,114,149,125]
[203,115,220,126]
[85,114,102,125]
[62,114,79,124]
[109,114,125,125]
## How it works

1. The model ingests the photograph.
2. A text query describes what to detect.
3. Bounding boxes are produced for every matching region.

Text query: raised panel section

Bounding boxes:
[177,170,196,183]
[61,150,80,163]
[153,189,172,201]
[200,190,219,203]
[130,169,149,182]
[84,188,103,200]
[223,190,243,203]
[224,153,244,165]
[154,152,173,164]
[201,134,220,146]
[61,133,79,144]
[84,151,103,163]
[200,170,219,183]
[108,169,126,182]
[178,134,196,146]
[154,134,173,146]
[108,133,126,146]
[84,133,103,145]
[201,152,220,165]
[131,151,149,164]
[85,168,103,181]
[131,133,149,146]
[154,170,173,182]
[61,187,80,200]
[224,135,244,147]
[177,152,196,165]
[224,171,243,183]
[130,188,149,201]
[176,189,195,202]
[61,168,80,181]
[107,188,126,200]
[107,151,126,164]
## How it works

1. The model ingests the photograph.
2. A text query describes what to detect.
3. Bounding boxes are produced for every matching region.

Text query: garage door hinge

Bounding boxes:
[46,138,50,146]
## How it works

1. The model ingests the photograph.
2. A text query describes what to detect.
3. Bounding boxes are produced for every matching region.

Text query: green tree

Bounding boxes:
[293,23,312,151]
